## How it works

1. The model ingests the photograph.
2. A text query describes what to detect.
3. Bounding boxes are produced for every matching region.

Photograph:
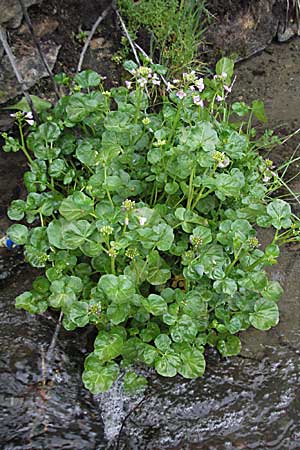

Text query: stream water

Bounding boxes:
[1,38,300,450]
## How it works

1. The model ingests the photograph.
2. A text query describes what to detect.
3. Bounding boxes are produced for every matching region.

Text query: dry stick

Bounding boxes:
[17,0,60,100]
[77,5,112,73]
[0,25,39,122]
[114,7,140,66]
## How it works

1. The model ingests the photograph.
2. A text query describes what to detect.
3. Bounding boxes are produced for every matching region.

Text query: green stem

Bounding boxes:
[191,188,213,210]
[186,167,195,210]
[167,102,182,145]
[226,244,244,275]
[134,88,142,124]
[18,120,33,164]
[104,165,114,207]
[111,257,116,275]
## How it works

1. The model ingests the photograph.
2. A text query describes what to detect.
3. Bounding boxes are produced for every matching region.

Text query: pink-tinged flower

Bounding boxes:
[216,95,223,102]
[221,71,227,78]
[193,95,203,107]
[218,158,230,168]
[224,85,232,93]
[195,77,204,92]
[176,90,186,99]
[172,79,180,84]
[125,80,132,89]
[190,85,195,91]
[26,119,35,126]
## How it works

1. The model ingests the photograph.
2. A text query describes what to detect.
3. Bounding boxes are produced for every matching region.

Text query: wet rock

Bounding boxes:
[0,269,106,449]
[0,40,60,104]
[0,0,42,28]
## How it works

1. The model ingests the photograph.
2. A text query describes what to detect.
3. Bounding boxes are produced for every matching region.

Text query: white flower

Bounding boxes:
[221,71,227,78]
[125,80,132,89]
[26,119,35,126]
[138,216,147,226]
[125,217,129,226]
[216,95,223,102]
[224,85,232,93]
[166,82,173,91]
[25,112,33,119]
[152,74,161,86]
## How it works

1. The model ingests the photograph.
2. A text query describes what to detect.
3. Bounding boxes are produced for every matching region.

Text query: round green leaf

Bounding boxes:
[249,299,279,330]
[217,335,241,357]
[82,357,119,393]
[155,351,181,377]
[7,199,26,220]
[8,224,28,245]
[142,294,168,316]
[178,346,206,379]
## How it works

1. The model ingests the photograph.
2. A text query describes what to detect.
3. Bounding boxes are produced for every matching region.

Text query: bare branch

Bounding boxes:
[77,5,111,73]
[0,25,39,122]
[17,0,60,100]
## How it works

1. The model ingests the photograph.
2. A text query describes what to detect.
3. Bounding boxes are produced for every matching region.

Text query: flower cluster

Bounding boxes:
[212,151,230,169]
[126,66,161,89]
[10,111,35,126]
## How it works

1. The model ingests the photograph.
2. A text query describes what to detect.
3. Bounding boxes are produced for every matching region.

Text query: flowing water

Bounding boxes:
[1,37,300,449]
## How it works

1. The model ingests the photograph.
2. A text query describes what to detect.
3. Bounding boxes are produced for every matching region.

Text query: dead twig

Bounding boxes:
[113,6,141,66]
[17,0,60,100]
[115,393,149,450]
[0,25,39,122]
[77,5,112,73]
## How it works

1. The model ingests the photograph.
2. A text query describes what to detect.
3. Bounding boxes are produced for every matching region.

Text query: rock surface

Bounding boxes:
[0,0,42,27]
[0,40,60,104]
[205,0,297,60]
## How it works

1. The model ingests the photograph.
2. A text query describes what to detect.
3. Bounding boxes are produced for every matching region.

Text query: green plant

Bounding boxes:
[117,0,208,75]
[74,28,89,44]
[3,60,300,394]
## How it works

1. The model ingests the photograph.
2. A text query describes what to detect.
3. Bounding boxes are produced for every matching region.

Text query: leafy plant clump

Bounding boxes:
[3,58,300,394]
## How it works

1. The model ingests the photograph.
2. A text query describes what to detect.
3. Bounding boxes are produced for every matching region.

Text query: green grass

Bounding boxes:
[117,0,209,76]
